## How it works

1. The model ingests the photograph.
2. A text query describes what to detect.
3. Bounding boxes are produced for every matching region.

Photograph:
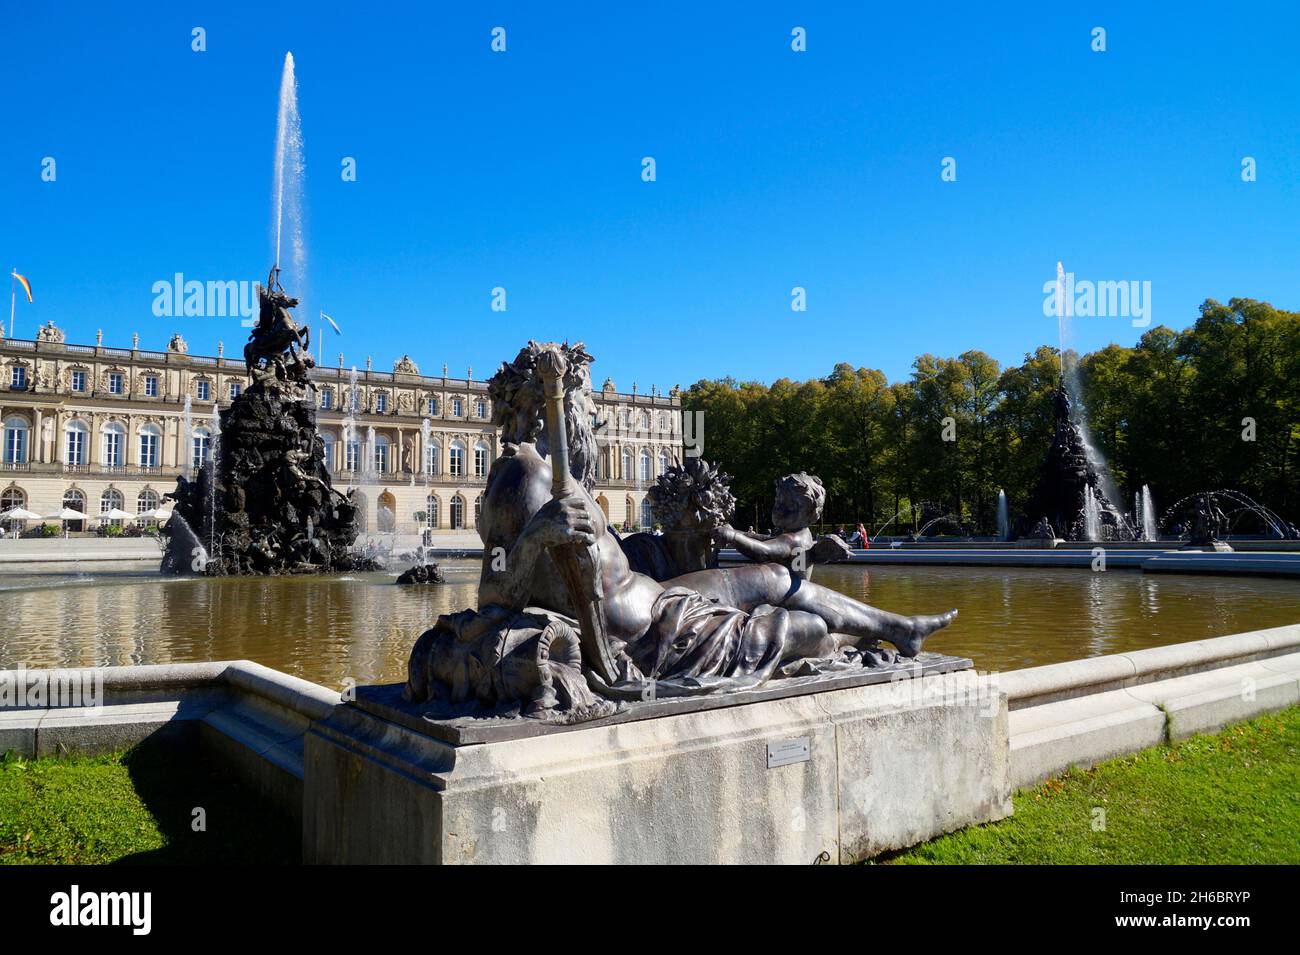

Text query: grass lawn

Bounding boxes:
[0,741,300,865]
[886,705,1300,864]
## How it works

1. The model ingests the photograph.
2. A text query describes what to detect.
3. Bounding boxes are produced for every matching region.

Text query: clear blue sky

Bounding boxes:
[3,2,1298,389]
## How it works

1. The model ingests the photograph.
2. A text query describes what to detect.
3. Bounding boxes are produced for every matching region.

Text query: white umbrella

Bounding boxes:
[45,508,89,521]
[100,508,136,520]
[0,506,42,521]
[137,507,174,522]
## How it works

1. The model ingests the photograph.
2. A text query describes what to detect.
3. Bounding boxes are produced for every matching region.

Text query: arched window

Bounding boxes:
[473,496,482,525]
[100,488,124,526]
[3,416,29,465]
[373,434,390,473]
[62,489,86,531]
[345,436,360,472]
[621,447,632,479]
[137,488,160,515]
[625,496,635,526]
[425,441,441,475]
[640,410,650,431]
[1,486,26,532]
[639,449,651,482]
[473,441,489,478]
[449,440,465,477]
[101,422,125,469]
[640,498,653,529]
[64,419,89,467]
[658,449,670,476]
[191,427,212,470]
[450,494,465,530]
[138,424,161,469]
[426,495,440,529]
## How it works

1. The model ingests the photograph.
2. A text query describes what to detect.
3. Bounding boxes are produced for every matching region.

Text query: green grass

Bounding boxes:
[0,742,300,865]
[886,705,1300,864]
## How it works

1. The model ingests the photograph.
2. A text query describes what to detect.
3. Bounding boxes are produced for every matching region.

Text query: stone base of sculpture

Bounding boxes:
[162,379,366,575]
[303,656,1010,864]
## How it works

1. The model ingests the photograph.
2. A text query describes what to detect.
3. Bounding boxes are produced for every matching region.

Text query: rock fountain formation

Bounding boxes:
[161,271,368,575]
[1019,379,1129,541]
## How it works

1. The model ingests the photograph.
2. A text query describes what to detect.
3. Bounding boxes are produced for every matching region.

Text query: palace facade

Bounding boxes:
[0,322,683,537]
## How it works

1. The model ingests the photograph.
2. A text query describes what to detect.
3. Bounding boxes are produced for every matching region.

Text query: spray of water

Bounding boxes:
[272,52,306,298]
[996,488,1009,541]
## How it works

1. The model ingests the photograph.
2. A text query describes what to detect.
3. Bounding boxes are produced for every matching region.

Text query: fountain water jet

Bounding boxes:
[996,489,1009,541]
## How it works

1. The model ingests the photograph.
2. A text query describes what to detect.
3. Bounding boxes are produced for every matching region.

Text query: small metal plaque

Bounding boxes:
[767,737,811,769]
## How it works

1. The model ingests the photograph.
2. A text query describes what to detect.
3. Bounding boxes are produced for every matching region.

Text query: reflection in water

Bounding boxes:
[1,561,1298,689]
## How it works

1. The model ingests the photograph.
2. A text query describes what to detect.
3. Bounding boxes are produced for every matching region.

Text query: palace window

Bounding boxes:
[101,423,125,468]
[108,372,124,395]
[640,498,653,529]
[100,488,124,525]
[229,382,242,400]
[428,397,439,415]
[475,399,486,418]
[320,388,333,410]
[137,489,160,516]
[10,366,27,390]
[375,392,388,413]
[473,441,489,478]
[426,496,439,529]
[64,420,88,467]
[373,435,390,473]
[451,398,463,417]
[3,417,28,465]
[191,428,211,470]
[1,487,26,530]
[450,494,466,530]
[71,370,86,392]
[449,440,465,477]
[196,379,210,401]
[144,376,159,397]
[345,440,360,472]
[138,425,161,469]
[639,449,651,482]
[621,447,632,479]
[658,449,670,475]
[62,489,86,529]
[425,442,441,475]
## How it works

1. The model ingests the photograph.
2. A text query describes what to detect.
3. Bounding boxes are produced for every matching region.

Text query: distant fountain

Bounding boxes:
[365,425,376,481]
[1140,485,1158,541]
[1018,263,1133,541]
[1082,485,1101,541]
[996,489,1009,541]
[208,403,221,561]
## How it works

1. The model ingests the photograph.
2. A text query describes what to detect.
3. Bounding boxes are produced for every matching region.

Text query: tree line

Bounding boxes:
[683,298,1300,536]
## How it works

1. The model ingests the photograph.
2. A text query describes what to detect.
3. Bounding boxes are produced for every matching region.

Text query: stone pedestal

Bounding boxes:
[1015,537,1062,549]
[302,660,1010,864]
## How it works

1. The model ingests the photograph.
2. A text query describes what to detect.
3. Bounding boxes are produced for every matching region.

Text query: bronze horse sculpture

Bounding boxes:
[245,266,313,380]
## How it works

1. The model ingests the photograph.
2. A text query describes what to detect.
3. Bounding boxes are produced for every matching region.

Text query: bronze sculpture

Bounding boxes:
[407,341,957,721]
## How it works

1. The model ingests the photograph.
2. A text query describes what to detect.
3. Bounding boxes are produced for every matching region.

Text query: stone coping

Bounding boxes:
[353,652,975,746]
[999,623,1300,709]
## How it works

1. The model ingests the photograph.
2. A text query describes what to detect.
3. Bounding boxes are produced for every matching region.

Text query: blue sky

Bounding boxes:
[3,2,1299,389]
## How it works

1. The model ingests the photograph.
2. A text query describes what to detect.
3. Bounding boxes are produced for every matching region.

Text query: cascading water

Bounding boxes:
[996,489,1009,541]
[272,52,306,300]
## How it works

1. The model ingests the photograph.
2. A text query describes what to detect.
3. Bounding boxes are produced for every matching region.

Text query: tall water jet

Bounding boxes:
[1141,485,1158,541]
[208,402,221,560]
[1082,485,1101,541]
[181,394,193,479]
[996,489,1009,541]
[272,52,306,302]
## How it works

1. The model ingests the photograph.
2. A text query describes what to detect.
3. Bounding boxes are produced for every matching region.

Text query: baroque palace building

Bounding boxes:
[0,321,684,537]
